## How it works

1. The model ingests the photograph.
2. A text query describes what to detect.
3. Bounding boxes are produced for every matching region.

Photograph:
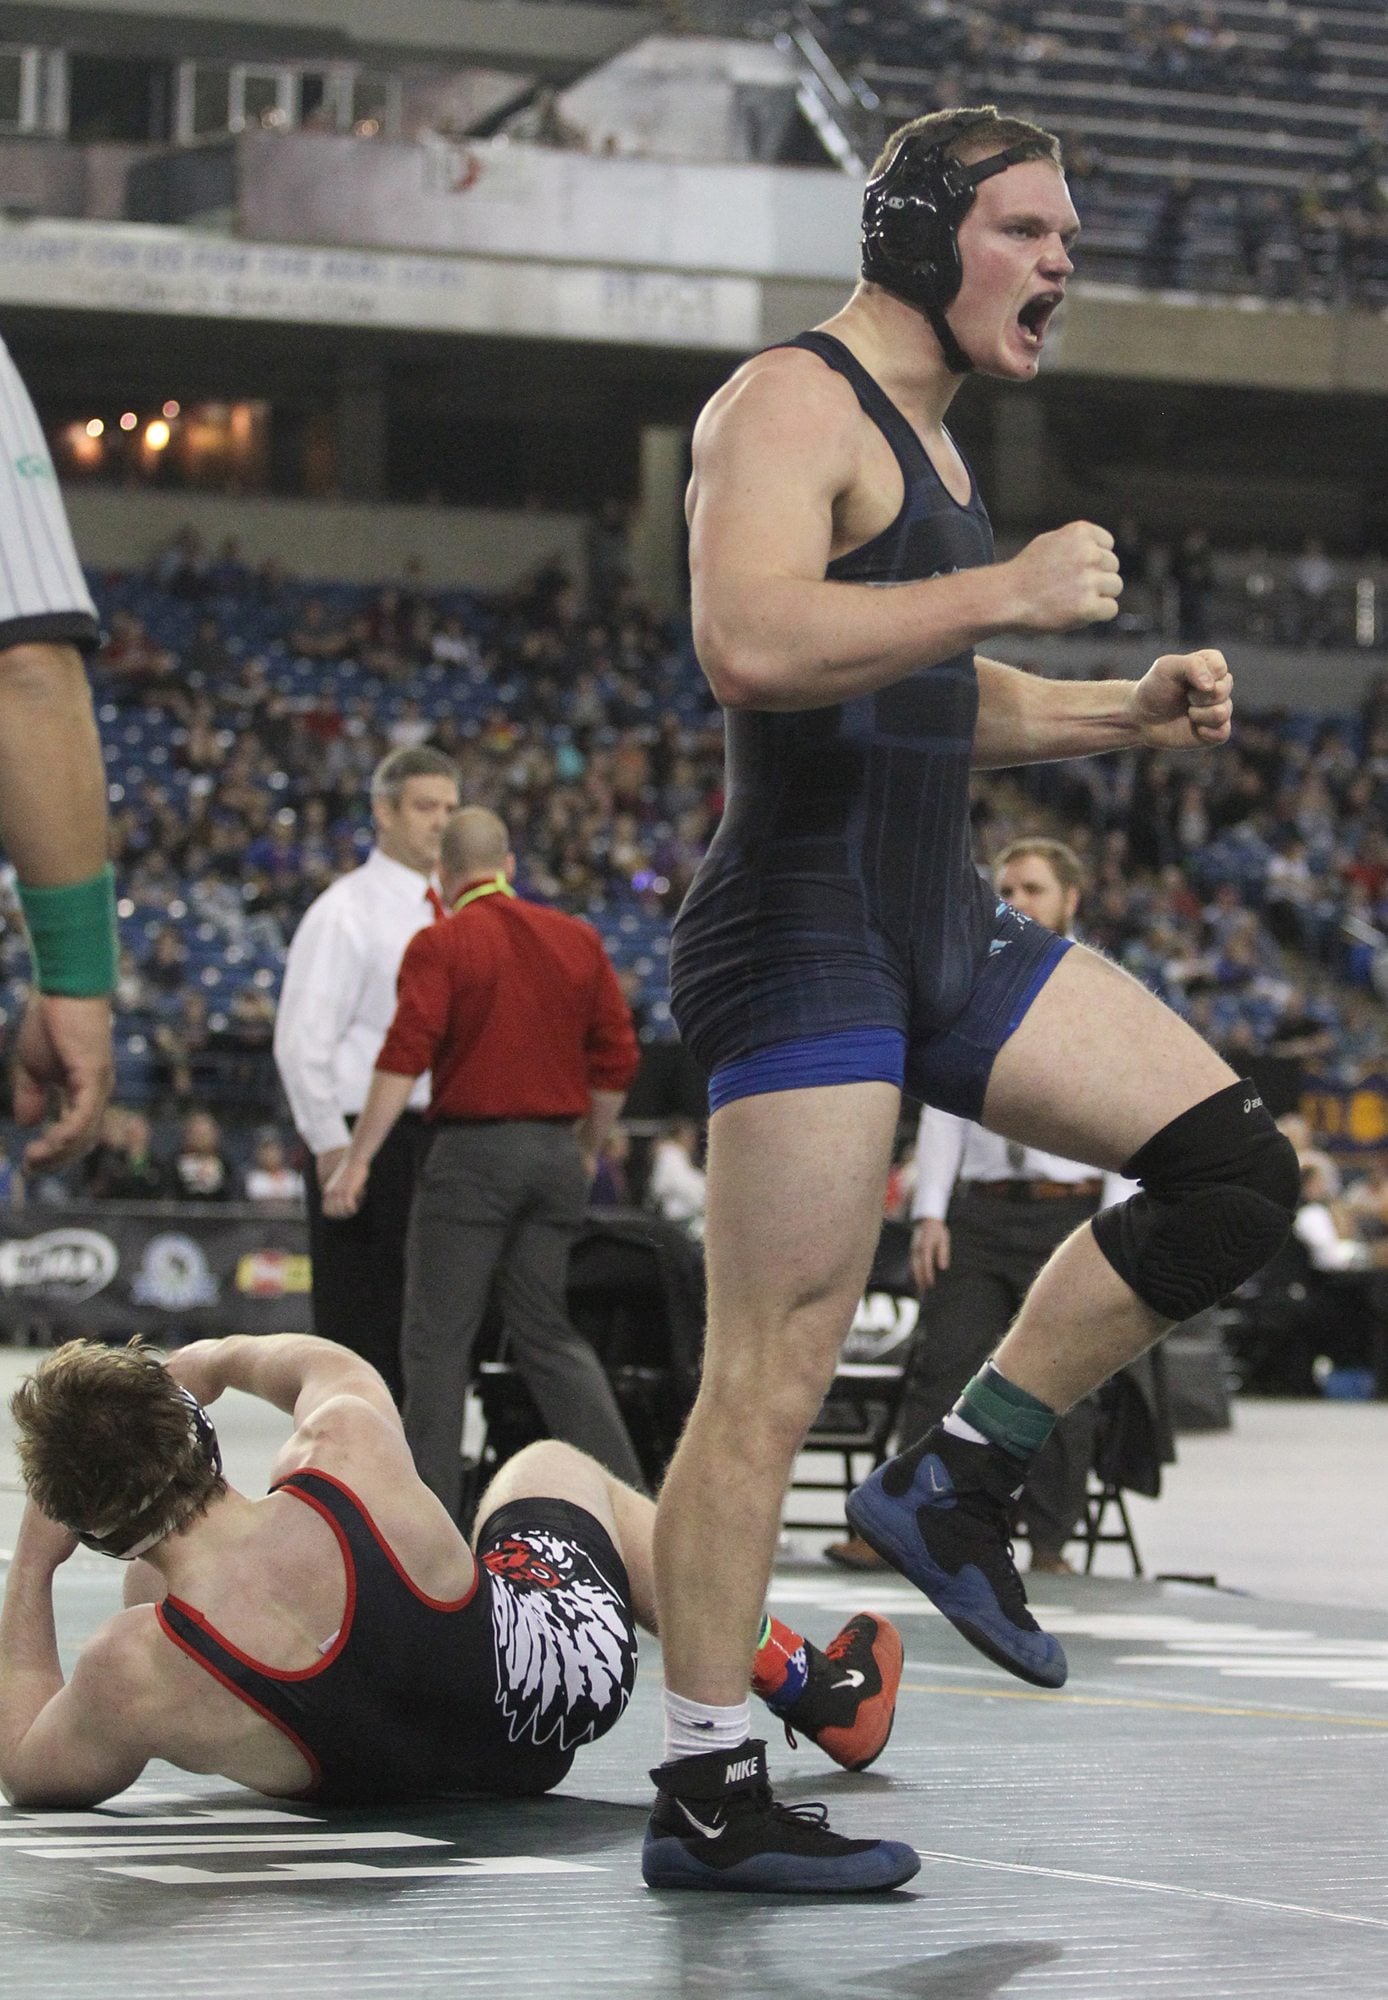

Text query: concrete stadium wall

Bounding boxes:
[63,485,588,591]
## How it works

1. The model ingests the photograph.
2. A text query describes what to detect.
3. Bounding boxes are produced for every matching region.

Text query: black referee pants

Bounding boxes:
[895,1187,1102,1559]
[304,1112,425,1405]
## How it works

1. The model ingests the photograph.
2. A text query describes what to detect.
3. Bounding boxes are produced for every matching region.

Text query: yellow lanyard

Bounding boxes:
[450,873,517,914]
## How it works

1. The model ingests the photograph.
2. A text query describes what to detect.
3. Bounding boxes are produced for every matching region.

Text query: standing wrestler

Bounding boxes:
[0,334,117,1167]
[647,106,1297,1891]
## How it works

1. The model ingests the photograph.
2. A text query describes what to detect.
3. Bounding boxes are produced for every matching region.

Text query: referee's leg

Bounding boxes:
[304,1114,422,1403]
[500,1125,646,1489]
[401,1125,510,1516]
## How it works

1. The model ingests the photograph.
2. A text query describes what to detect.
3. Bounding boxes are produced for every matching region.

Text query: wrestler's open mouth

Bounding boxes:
[1017,290,1064,346]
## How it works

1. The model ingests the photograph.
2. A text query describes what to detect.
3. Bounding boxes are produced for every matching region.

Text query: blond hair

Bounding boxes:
[870,105,1062,180]
[991,836,1086,896]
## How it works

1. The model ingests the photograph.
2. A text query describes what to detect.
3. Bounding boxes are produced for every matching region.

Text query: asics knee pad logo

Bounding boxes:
[1091,1081,1299,1322]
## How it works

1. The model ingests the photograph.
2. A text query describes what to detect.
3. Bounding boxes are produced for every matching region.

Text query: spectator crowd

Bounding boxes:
[0,516,1384,1227]
[793,0,1388,307]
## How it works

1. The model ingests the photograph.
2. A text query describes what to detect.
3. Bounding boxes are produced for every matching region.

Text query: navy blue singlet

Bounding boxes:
[157,1474,636,1806]
[671,330,1009,1091]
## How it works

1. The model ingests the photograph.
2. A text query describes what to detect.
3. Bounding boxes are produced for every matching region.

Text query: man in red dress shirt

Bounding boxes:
[325,808,644,1515]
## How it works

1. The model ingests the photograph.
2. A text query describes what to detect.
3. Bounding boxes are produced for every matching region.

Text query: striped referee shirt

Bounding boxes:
[0,334,99,653]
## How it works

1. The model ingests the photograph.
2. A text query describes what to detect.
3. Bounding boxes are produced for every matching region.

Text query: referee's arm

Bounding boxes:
[0,640,115,1168]
[0,336,116,1165]
[576,940,640,1171]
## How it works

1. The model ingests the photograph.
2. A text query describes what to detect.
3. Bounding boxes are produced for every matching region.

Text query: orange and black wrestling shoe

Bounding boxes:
[762,1613,904,1773]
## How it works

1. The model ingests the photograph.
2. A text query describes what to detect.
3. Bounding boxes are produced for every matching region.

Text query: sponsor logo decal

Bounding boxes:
[235,1251,312,1298]
[132,1234,219,1310]
[0,1228,118,1301]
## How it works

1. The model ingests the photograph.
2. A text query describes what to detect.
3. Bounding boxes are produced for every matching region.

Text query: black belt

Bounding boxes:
[430,1114,576,1128]
[962,1177,1105,1203]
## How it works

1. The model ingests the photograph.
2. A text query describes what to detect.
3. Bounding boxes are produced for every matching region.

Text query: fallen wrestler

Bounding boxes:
[0,1333,905,1883]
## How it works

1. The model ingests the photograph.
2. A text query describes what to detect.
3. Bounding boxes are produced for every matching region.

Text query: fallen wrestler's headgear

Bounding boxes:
[69,1387,224,1561]
[860,120,1042,374]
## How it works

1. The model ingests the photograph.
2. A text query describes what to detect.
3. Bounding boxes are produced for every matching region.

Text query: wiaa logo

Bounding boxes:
[132,1234,219,1311]
[0,1229,118,1302]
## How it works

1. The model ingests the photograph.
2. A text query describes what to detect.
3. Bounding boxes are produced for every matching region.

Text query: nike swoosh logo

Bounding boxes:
[831,1668,865,1690]
[677,1800,726,1840]
[925,1463,952,1496]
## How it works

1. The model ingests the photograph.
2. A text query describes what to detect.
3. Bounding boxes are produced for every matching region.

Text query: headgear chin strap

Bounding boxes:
[861,129,1042,372]
[70,1388,224,1562]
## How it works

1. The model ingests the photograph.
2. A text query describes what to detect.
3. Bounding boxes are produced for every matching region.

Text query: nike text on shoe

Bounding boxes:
[771,1614,905,1772]
[845,1429,1068,1690]
[642,1740,920,1894]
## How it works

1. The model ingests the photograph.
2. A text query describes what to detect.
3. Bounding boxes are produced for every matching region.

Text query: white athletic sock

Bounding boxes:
[662,1690,752,1763]
[942,1411,991,1447]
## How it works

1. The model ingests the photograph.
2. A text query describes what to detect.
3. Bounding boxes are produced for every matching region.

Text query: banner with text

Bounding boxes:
[0,1204,311,1340]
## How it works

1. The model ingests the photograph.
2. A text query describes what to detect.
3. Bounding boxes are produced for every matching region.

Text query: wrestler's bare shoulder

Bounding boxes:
[70,1604,175,1719]
[694,345,866,456]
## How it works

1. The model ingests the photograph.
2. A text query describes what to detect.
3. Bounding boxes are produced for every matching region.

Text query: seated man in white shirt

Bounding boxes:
[647,1118,708,1236]
[1285,1160,1388,1390]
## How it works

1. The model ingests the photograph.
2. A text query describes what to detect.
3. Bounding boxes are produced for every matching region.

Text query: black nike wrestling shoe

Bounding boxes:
[847,1427,1068,1689]
[760,1614,904,1772]
[642,1740,920,1894]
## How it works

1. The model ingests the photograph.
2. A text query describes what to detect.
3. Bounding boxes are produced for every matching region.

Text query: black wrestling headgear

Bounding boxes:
[860,123,1043,373]
[70,1388,224,1562]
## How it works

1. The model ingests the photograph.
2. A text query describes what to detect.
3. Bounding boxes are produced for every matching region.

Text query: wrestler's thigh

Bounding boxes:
[703,1079,900,1369]
[473,1439,619,1548]
[982,944,1235,1169]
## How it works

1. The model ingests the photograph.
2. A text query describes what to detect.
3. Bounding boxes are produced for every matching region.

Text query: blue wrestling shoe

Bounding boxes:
[846,1428,1068,1690]
[642,1740,919,1895]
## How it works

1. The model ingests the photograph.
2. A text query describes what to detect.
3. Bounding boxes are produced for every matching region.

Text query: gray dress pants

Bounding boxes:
[894,1186,1102,1558]
[401,1119,644,1515]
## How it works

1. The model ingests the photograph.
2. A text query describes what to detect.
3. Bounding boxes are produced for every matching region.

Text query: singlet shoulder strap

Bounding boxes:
[779,330,928,488]
[273,1465,374,1531]
[275,1466,480,1613]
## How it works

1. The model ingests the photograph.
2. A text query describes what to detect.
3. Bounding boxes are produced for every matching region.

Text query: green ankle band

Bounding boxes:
[957,1364,1057,1460]
[18,865,119,997]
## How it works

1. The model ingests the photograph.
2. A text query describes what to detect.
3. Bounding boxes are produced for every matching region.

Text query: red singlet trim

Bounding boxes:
[276,1465,480,1612]
[154,1602,322,1798]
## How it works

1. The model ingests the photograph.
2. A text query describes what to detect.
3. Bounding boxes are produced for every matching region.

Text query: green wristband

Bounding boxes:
[17,864,119,998]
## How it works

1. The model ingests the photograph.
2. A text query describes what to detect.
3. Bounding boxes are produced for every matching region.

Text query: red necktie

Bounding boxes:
[425,885,446,921]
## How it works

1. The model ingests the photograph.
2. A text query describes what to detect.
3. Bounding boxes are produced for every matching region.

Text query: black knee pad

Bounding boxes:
[1090,1081,1299,1322]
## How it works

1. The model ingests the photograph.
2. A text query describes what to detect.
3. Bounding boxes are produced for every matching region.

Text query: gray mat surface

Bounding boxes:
[5,1562,1387,1999]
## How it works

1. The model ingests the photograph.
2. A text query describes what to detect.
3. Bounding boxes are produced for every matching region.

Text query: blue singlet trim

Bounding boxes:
[708,1028,907,1113]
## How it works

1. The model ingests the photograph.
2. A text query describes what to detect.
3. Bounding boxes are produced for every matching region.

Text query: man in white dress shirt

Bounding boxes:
[831,839,1119,1573]
[274,746,460,1399]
